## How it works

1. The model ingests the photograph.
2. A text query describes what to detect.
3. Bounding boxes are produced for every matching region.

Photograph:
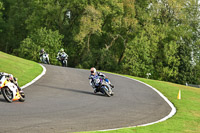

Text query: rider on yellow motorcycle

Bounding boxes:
[0,72,23,93]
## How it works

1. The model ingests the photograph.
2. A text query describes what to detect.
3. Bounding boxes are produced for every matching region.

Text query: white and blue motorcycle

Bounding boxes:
[40,53,50,64]
[90,75,113,97]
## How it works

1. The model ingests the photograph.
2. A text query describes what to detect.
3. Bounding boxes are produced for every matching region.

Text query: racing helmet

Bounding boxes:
[41,48,44,53]
[60,48,64,52]
[8,74,13,80]
[90,67,96,75]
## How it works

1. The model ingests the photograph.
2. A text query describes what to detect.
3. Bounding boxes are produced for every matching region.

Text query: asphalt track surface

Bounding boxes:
[0,64,172,133]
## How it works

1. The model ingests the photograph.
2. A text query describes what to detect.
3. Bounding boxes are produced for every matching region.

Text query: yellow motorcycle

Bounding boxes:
[0,75,25,103]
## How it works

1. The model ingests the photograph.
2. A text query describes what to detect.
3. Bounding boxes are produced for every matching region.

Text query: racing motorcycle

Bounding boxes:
[0,75,25,103]
[57,53,68,67]
[90,75,113,97]
[41,53,50,64]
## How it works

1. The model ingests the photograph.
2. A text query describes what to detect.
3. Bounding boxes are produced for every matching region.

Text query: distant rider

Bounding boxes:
[39,48,46,62]
[57,48,68,66]
[89,67,114,94]
[0,72,23,93]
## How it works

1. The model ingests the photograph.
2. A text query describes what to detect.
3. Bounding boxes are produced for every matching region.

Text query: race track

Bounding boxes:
[0,64,172,133]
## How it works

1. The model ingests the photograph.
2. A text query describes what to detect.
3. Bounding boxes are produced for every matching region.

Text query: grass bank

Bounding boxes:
[0,51,43,86]
[79,73,200,133]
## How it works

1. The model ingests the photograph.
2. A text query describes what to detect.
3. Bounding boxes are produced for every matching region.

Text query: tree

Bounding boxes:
[75,5,102,51]
[0,0,32,53]
[25,0,70,32]
[15,27,64,65]
[0,2,5,33]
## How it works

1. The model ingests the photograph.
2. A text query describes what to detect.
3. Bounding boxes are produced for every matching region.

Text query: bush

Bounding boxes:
[14,27,64,65]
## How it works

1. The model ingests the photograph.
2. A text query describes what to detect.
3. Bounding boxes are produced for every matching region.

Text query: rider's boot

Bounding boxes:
[17,86,23,93]
[110,84,114,88]
[93,87,100,94]
[111,91,114,96]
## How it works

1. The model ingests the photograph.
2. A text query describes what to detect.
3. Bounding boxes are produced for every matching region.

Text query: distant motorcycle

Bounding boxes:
[90,75,113,97]
[0,75,25,103]
[57,53,68,67]
[41,53,50,64]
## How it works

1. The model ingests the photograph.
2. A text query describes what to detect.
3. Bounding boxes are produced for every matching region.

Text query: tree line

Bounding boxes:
[0,0,200,85]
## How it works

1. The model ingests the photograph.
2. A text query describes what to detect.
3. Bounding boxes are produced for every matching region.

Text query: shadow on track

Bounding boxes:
[35,84,96,95]
[35,84,106,97]
[0,97,7,103]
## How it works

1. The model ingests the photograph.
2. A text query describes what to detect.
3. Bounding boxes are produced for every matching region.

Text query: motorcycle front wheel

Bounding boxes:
[102,85,111,97]
[19,91,25,102]
[46,58,50,64]
[1,87,13,103]
[62,60,67,67]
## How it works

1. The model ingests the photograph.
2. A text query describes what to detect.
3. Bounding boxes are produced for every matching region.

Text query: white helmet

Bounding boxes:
[90,67,96,74]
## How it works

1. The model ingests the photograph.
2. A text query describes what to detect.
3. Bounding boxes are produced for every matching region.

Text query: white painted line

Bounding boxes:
[21,64,46,89]
[99,74,176,131]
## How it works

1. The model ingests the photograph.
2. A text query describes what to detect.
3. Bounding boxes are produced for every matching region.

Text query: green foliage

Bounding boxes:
[0,1,33,53]
[25,0,70,31]
[15,27,64,65]
[0,2,5,33]
[75,5,102,42]
[0,0,200,85]
[123,0,200,84]
[123,29,155,77]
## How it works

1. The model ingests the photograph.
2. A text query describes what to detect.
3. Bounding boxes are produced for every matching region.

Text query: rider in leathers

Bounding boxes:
[0,72,23,93]
[89,67,114,94]
[57,48,68,66]
[39,48,46,62]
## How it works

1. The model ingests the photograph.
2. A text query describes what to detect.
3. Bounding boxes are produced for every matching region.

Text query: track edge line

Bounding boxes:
[21,64,46,89]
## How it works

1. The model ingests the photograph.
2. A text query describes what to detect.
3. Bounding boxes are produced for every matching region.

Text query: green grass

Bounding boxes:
[0,51,43,86]
[78,73,200,133]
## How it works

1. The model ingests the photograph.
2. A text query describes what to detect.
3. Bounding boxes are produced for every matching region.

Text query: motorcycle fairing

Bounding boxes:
[5,82,17,100]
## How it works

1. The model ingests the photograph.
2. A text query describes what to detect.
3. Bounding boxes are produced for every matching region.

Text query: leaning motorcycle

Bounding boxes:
[0,75,25,103]
[57,53,68,67]
[41,53,50,64]
[91,75,113,97]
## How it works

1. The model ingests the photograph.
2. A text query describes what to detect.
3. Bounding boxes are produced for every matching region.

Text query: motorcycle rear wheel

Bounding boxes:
[1,87,13,103]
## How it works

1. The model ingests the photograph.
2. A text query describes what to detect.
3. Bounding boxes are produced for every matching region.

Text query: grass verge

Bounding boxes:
[78,73,200,133]
[0,51,43,86]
